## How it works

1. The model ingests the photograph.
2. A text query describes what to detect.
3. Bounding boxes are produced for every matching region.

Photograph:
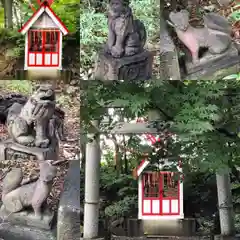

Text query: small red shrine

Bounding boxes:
[136,133,184,220]
[18,0,69,70]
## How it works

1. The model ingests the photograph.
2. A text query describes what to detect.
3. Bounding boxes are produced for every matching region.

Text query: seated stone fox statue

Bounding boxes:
[6,85,56,148]
[104,0,147,58]
[169,10,232,64]
[1,161,57,217]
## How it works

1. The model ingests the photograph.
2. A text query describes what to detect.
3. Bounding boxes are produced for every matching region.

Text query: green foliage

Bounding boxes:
[130,0,159,40]
[0,80,33,94]
[183,170,218,217]
[51,0,79,33]
[105,195,138,217]
[101,164,137,194]
[80,10,108,65]
[228,3,240,21]
[0,7,4,28]
[82,80,240,172]
[223,73,240,80]
[100,160,138,218]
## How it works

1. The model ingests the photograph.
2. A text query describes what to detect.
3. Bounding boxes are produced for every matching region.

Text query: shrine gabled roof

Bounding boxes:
[137,160,150,176]
[18,2,69,35]
[137,159,182,177]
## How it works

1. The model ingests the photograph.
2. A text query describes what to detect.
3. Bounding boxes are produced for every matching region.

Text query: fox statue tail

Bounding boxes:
[133,19,147,48]
[203,12,232,35]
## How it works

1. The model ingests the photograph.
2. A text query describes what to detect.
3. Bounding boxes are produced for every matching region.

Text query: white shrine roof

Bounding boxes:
[137,159,181,176]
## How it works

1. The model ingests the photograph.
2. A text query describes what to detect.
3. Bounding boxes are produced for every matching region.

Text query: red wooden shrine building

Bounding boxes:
[136,133,184,220]
[18,0,69,70]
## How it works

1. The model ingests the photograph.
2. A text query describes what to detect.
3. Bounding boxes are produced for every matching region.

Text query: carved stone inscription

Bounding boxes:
[94,50,153,81]
[119,58,151,80]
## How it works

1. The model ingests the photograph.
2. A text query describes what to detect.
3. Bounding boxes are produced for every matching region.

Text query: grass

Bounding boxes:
[0,80,77,109]
[0,80,33,94]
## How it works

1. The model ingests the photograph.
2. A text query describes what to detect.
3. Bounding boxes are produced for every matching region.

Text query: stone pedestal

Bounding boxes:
[57,160,81,240]
[183,44,239,80]
[0,224,56,240]
[214,235,237,240]
[94,50,153,81]
[0,205,55,230]
[142,218,196,236]
[0,138,59,161]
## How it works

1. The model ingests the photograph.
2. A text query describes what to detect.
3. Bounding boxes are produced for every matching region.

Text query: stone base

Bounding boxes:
[0,224,56,240]
[214,235,238,240]
[183,44,239,80]
[0,205,55,230]
[142,218,196,236]
[57,160,81,239]
[15,69,72,82]
[93,50,153,81]
[0,138,59,161]
[81,238,104,240]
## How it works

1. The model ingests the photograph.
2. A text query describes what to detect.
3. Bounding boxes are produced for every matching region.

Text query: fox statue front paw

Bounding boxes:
[35,138,50,148]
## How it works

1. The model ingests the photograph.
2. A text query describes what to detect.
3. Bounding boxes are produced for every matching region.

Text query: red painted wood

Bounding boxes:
[37,0,54,6]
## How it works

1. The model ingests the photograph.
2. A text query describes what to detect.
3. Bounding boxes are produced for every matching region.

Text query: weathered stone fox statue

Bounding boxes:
[6,85,56,147]
[169,10,232,64]
[2,161,57,217]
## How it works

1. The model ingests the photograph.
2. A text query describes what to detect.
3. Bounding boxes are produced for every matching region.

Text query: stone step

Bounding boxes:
[15,69,72,81]
[0,224,56,240]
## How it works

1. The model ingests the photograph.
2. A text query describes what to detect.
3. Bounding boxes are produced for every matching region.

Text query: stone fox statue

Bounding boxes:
[105,0,147,58]
[169,10,232,64]
[2,161,57,217]
[6,85,60,148]
[0,93,65,143]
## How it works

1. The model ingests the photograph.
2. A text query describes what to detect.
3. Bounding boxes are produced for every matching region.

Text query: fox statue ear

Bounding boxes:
[181,9,190,18]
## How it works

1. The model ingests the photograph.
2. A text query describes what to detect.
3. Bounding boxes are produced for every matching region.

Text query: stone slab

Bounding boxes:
[0,138,59,161]
[0,205,55,230]
[81,238,104,240]
[93,49,154,81]
[57,160,81,240]
[15,69,72,82]
[109,234,240,240]
[110,122,159,134]
[142,218,196,236]
[0,224,56,240]
[184,44,239,80]
[159,16,181,80]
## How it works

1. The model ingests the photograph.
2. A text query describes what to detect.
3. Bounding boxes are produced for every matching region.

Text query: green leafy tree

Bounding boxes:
[81,80,240,172]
